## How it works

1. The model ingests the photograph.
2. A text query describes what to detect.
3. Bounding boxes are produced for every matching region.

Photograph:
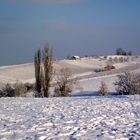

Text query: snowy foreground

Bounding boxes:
[0,96,140,140]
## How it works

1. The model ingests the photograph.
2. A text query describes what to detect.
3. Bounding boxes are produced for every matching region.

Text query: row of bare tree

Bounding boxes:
[34,44,77,97]
[34,45,53,97]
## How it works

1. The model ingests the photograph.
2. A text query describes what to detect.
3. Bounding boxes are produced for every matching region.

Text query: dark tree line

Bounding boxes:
[34,44,53,97]
[116,48,132,56]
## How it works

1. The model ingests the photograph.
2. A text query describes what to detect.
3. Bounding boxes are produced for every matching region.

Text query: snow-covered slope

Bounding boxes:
[0,96,139,140]
[1,56,139,86]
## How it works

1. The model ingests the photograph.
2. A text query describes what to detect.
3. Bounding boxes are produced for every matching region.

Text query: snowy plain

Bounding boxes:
[0,96,140,140]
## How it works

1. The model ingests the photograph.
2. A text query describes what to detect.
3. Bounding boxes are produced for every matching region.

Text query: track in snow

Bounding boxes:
[0,96,139,140]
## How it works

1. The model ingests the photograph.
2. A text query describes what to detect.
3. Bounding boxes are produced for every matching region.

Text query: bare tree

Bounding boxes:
[34,44,53,98]
[115,72,140,95]
[54,68,77,97]
[34,49,42,94]
[98,81,108,96]
[42,44,53,97]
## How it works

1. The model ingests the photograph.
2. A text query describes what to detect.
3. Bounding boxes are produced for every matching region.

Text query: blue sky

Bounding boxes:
[0,0,140,65]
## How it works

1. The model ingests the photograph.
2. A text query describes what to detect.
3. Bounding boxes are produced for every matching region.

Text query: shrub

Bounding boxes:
[108,57,113,64]
[0,82,32,98]
[104,56,107,59]
[0,84,15,97]
[118,57,124,63]
[14,82,27,97]
[98,81,108,96]
[123,57,129,62]
[104,65,116,71]
[54,68,77,97]
[24,83,35,92]
[98,64,116,72]
[114,72,140,95]
[0,90,4,97]
[127,51,132,56]
[113,57,118,63]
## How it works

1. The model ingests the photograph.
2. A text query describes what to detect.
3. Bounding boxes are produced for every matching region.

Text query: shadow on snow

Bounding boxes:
[71,91,129,98]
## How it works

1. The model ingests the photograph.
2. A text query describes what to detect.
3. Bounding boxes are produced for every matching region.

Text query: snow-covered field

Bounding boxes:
[0,56,140,139]
[0,96,140,140]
